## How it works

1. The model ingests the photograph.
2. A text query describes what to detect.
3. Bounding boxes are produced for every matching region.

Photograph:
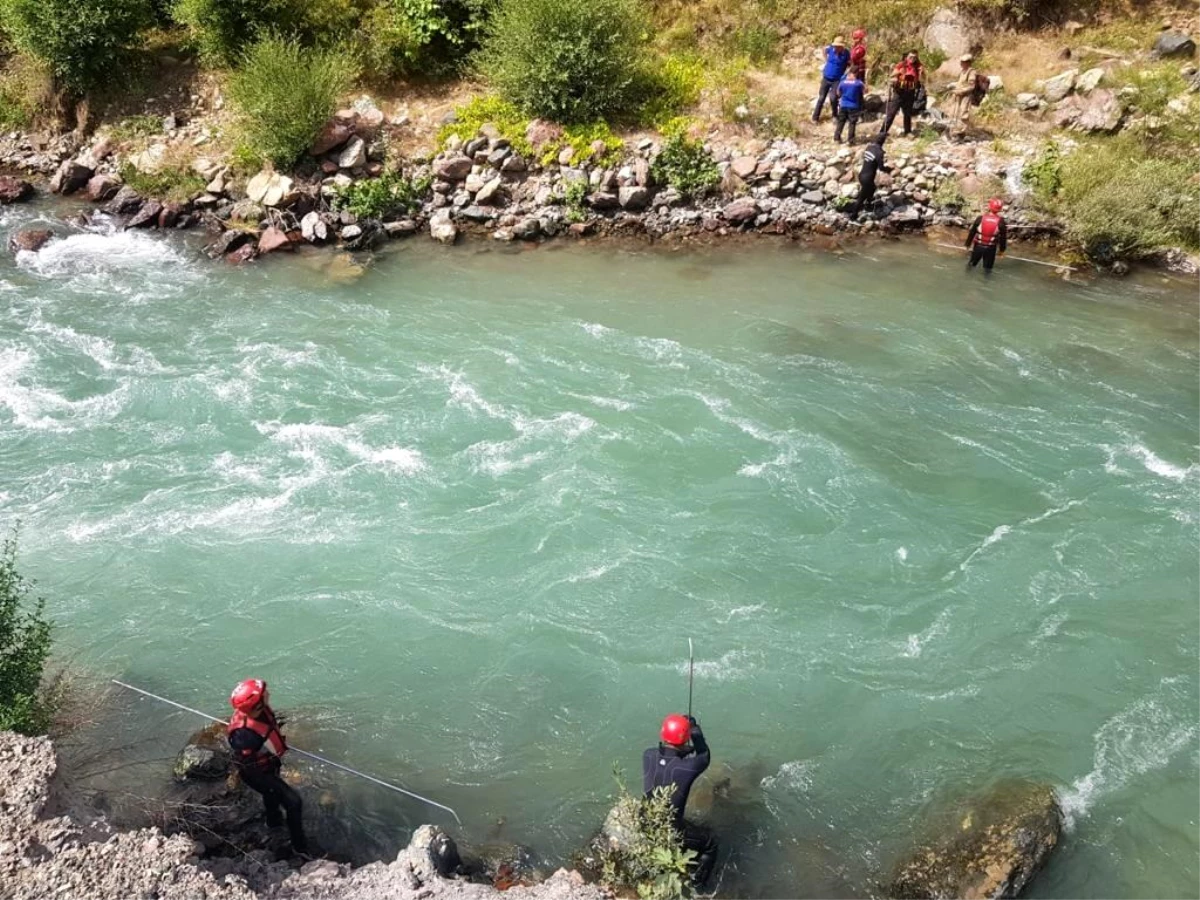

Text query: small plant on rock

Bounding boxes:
[0,528,54,737]
[1022,141,1062,202]
[333,169,430,220]
[563,178,588,223]
[437,95,532,156]
[541,121,624,167]
[650,120,719,199]
[596,775,695,900]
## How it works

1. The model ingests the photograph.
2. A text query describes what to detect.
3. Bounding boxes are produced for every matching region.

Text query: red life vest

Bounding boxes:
[894,60,921,90]
[228,707,287,769]
[851,43,867,78]
[976,213,1002,247]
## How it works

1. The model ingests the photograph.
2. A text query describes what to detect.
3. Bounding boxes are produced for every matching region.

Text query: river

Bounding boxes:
[1,205,1197,898]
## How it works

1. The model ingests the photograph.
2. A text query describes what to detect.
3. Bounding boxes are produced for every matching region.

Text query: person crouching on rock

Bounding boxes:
[848,133,890,219]
[228,678,308,855]
[643,713,718,887]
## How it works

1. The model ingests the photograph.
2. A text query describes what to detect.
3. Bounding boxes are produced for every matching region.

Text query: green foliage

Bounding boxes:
[228,35,355,167]
[635,53,704,128]
[0,55,55,128]
[650,120,719,197]
[597,777,695,900]
[437,95,532,156]
[0,0,152,94]
[1113,62,1189,117]
[479,0,646,123]
[725,22,780,65]
[564,177,588,222]
[0,529,54,737]
[932,176,966,212]
[1022,141,1062,201]
[109,114,163,143]
[118,161,206,203]
[173,0,361,66]
[542,120,624,166]
[1055,136,1200,261]
[357,0,493,79]
[333,168,430,219]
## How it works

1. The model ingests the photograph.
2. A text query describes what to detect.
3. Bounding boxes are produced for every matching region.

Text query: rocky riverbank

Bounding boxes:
[0,730,606,900]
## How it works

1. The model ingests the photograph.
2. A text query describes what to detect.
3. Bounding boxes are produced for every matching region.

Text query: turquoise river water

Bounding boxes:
[0,204,1197,898]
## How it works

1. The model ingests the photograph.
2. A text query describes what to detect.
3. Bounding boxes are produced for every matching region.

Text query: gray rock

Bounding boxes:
[888,781,1063,900]
[465,172,487,194]
[588,191,620,210]
[1053,88,1124,132]
[465,136,488,157]
[487,146,511,167]
[384,219,418,237]
[429,209,457,244]
[1075,67,1104,93]
[618,186,650,210]
[310,120,354,156]
[434,155,473,181]
[1153,31,1196,58]
[513,217,541,240]
[103,185,143,216]
[173,726,231,781]
[337,136,367,170]
[476,176,504,205]
[501,154,527,173]
[722,197,760,223]
[49,159,93,195]
[1016,92,1041,111]
[731,156,758,179]
[1042,69,1078,103]
[0,176,34,204]
[206,228,254,259]
[801,190,827,204]
[459,204,494,222]
[126,200,164,229]
[340,224,363,241]
[924,7,974,59]
[300,211,328,243]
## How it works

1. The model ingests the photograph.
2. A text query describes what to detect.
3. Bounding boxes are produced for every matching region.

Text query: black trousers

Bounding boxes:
[681,822,718,887]
[813,77,840,121]
[969,242,998,271]
[241,765,307,852]
[848,179,876,217]
[882,89,917,136]
[834,107,861,143]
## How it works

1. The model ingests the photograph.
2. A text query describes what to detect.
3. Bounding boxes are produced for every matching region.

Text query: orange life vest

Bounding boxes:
[228,707,287,769]
[893,60,922,91]
[976,213,1002,247]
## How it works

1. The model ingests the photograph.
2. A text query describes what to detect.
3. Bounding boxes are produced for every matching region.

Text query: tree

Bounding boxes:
[0,529,53,736]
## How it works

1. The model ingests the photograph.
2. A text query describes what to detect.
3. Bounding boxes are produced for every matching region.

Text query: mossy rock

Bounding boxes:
[888,780,1064,899]
[173,723,232,781]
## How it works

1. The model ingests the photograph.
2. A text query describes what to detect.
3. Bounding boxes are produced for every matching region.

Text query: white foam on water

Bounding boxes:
[28,319,167,375]
[722,604,765,623]
[901,607,952,658]
[465,411,597,476]
[420,364,508,420]
[1058,680,1198,830]
[258,421,426,475]
[0,345,129,432]
[635,335,687,369]
[580,322,613,338]
[17,227,198,298]
[1126,443,1196,482]
[682,649,760,682]
[761,759,817,793]
[955,500,1082,575]
[895,547,909,562]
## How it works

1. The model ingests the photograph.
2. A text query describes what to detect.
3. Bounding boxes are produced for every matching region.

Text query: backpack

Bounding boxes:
[971,73,990,105]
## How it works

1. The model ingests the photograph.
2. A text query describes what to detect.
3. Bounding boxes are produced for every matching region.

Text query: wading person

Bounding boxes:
[812,36,851,123]
[228,678,308,855]
[834,69,865,144]
[643,713,718,887]
[964,197,1007,273]
[949,54,979,135]
[849,28,868,82]
[881,50,925,137]
[847,133,890,218]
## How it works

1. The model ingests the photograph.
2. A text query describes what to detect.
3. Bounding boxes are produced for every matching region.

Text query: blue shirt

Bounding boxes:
[837,77,865,110]
[822,45,851,80]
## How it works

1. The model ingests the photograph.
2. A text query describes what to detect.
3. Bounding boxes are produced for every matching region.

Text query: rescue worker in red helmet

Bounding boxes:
[642,713,717,887]
[227,678,308,854]
[964,197,1008,273]
[850,29,868,82]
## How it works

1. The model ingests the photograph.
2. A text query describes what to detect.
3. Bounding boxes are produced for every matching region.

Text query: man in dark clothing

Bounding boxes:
[834,70,865,144]
[965,197,1008,272]
[881,50,925,136]
[228,678,308,854]
[643,713,717,887]
[812,37,851,123]
[847,134,890,219]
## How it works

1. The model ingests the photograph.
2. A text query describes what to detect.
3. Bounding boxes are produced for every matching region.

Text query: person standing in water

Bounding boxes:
[964,197,1008,273]
[228,678,309,855]
[643,713,718,887]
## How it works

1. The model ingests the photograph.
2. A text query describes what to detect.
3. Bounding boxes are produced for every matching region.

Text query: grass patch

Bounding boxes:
[332,168,430,219]
[635,52,705,128]
[437,94,532,156]
[541,120,624,166]
[1110,61,1190,116]
[108,113,163,143]
[118,160,206,203]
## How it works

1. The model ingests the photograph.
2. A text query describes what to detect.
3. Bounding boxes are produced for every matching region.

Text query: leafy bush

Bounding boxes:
[0,0,153,94]
[333,169,430,219]
[596,780,695,900]
[0,55,55,128]
[479,0,646,123]
[541,120,624,166]
[635,53,704,128]
[651,121,719,197]
[437,95,532,156]
[228,35,355,167]
[1055,137,1200,261]
[118,161,206,203]
[564,178,588,222]
[0,530,53,736]
[1022,141,1062,201]
[173,0,362,66]
[359,0,493,78]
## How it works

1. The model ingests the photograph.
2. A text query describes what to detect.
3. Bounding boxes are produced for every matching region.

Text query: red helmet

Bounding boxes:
[660,714,692,745]
[988,197,1004,213]
[231,678,267,712]
[852,29,866,40]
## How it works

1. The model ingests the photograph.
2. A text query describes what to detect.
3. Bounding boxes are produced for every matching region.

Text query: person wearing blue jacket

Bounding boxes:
[812,36,851,123]
[834,69,865,143]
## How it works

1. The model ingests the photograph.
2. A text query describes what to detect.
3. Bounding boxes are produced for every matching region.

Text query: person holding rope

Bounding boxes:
[228,678,309,855]
[965,197,1008,273]
[643,713,718,887]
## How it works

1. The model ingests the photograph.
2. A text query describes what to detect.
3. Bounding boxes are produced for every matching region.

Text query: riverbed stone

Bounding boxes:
[1075,67,1105,93]
[476,176,504,205]
[300,211,329,243]
[258,226,293,254]
[435,155,473,181]
[338,136,367,170]
[50,159,93,195]
[429,208,458,243]
[245,170,294,208]
[618,186,650,210]
[0,176,33,204]
[9,228,52,253]
[206,228,254,259]
[1041,69,1078,102]
[888,781,1063,899]
[1053,87,1124,132]
[126,200,163,229]
[722,197,760,223]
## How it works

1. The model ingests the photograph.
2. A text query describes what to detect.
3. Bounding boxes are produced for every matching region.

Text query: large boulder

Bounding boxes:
[173,724,231,781]
[258,226,293,254]
[9,229,53,253]
[429,208,458,244]
[434,155,473,181]
[310,120,355,156]
[0,176,34,204]
[924,8,974,59]
[888,781,1063,899]
[104,185,143,215]
[1153,32,1196,58]
[245,170,295,208]
[126,200,164,229]
[618,186,650,210]
[1041,69,1078,103]
[86,175,121,203]
[1053,87,1124,132]
[1075,67,1104,94]
[49,159,93,195]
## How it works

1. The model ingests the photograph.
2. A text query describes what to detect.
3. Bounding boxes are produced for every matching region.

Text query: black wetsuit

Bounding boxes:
[848,141,889,218]
[229,719,308,853]
[643,718,718,886]
[965,214,1008,271]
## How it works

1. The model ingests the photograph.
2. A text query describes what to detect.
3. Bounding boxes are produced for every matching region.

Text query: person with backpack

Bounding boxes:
[834,69,866,144]
[881,50,925,137]
[812,37,852,123]
[964,197,1008,273]
[950,54,981,135]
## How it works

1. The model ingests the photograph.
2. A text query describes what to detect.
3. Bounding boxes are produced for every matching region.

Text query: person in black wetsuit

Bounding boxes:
[643,713,717,887]
[964,197,1008,273]
[847,133,890,219]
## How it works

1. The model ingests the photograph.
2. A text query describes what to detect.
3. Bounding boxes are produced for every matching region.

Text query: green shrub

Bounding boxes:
[1022,141,1062,201]
[0,0,153,94]
[564,177,588,222]
[0,529,54,737]
[437,94,532,156]
[635,53,704,128]
[726,22,779,65]
[173,0,362,66]
[650,120,719,198]
[228,35,355,167]
[596,778,695,900]
[1055,137,1200,261]
[1113,62,1190,117]
[0,55,56,128]
[333,168,430,219]
[118,161,206,203]
[541,120,624,166]
[358,0,493,78]
[479,0,646,123]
